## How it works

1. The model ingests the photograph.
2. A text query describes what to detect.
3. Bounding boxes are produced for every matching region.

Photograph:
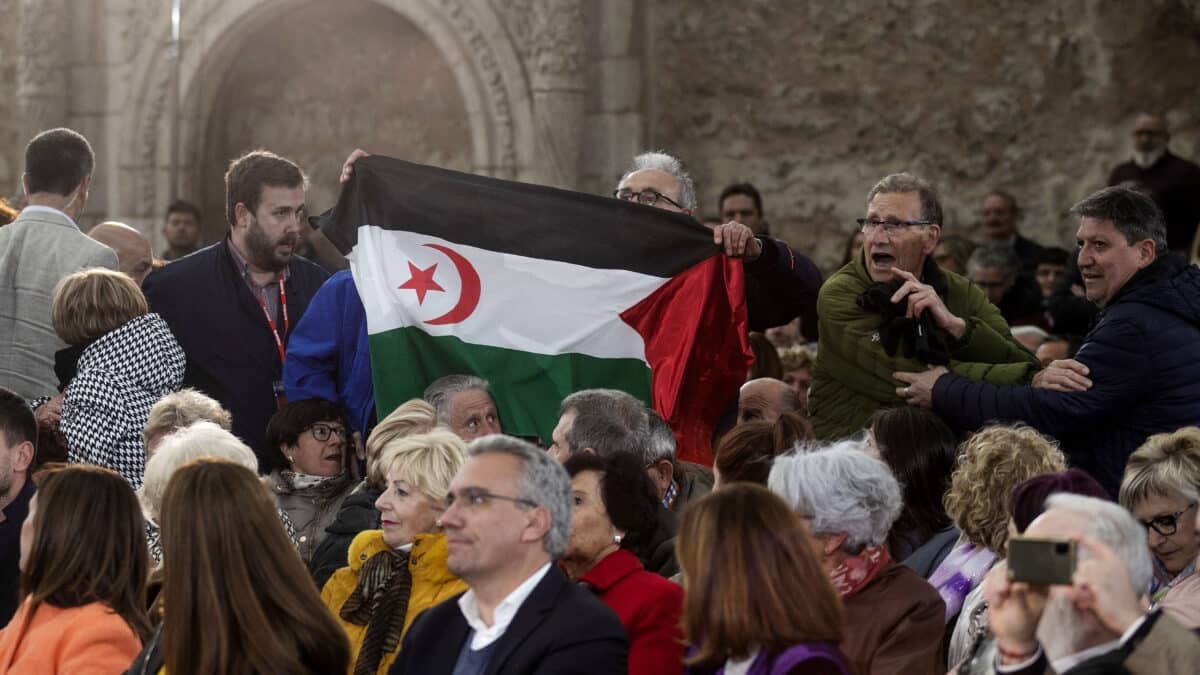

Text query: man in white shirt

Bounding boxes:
[390,435,627,675]
[0,128,117,399]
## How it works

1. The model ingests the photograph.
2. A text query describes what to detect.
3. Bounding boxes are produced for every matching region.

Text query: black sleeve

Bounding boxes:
[744,237,823,339]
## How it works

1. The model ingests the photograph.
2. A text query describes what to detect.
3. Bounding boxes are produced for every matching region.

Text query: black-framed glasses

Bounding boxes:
[614,188,685,210]
[857,218,935,234]
[306,422,348,442]
[445,487,538,511]
[1139,502,1197,537]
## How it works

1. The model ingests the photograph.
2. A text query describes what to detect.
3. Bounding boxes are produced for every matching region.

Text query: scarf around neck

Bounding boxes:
[855,256,953,365]
[928,541,998,623]
[829,544,891,598]
[341,547,413,675]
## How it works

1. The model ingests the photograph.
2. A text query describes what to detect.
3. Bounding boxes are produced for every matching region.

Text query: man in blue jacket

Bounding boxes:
[143,151,329,469]
[896,186,1200,495]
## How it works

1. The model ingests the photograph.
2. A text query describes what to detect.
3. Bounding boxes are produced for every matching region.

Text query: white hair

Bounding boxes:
[1043,493,1154,593]
[139,421,258,521]
[620,151,697,210]
[768,445,902,551]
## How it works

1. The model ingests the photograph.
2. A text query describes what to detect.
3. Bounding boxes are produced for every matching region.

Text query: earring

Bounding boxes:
[613,533,623,545]
[288,455,295,463]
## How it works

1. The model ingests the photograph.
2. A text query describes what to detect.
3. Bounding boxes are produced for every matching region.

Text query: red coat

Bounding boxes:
[579,548,685,675]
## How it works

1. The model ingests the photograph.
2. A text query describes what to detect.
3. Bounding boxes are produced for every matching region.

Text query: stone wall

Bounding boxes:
[650,0,1200,272]
[0,0,20,198]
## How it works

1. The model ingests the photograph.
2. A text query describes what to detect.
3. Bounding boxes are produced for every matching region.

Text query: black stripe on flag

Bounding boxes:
[322,155,719,278]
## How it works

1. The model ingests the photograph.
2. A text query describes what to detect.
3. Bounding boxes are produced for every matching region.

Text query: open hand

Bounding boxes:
[1032,359,1092,392]
[340,148,370,184]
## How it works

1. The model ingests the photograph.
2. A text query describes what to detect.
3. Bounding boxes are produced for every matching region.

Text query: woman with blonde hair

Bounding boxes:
[51,268,185,487]
[321,428,468,674]
[679,483,848,674]
[309,399,438,587]
[141,388,232,457]
[0,465,150,673]
[1119,426,1200,629]
[939,424,1066,666]
[129,459,349,674]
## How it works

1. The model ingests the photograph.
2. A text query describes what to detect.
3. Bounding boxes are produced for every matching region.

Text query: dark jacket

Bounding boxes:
[0,478,34,625]
[1109,151,1200,252]
[933,256,1200,495]
[142,240,328,465]
[1012,234,1046,276]
[746,236,823,339]
[388,565,629,675]
[308,480,381,588]
[644,505,679,578]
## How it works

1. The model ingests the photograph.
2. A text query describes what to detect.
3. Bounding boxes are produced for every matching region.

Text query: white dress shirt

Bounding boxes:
[457,562,552,650]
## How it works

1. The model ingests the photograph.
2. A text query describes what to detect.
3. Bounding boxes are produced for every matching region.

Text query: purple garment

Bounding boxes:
[685,642,849,675]
[928,541,998,623]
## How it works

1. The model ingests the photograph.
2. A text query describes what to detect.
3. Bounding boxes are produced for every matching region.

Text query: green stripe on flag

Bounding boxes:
[369,327,653,443]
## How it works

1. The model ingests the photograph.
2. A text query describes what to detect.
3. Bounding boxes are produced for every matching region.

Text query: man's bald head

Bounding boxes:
[737,377,797,425]
[88,221,153,285]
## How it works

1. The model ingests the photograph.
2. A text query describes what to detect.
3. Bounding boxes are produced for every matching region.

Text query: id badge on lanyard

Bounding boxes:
[254,274,290,410]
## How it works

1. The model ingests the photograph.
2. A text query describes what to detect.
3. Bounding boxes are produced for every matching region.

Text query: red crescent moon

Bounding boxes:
[424,243,481,325]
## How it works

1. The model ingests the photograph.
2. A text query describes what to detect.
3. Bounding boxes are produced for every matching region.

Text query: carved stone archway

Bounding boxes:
[117,0,576,240]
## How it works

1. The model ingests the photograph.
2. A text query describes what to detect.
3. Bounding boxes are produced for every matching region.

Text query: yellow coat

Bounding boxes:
[321,529,467,675]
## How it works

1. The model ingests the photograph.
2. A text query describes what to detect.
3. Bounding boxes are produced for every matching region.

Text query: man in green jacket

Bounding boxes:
[809,173,1039,440]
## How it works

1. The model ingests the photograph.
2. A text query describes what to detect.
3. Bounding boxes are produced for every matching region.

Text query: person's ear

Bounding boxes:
[77,175,91,204]
[582,447,597,456]
[521,505,552,545]
[1137,239,1156,268]
[923,224,942,255]
[12,441,33,473]
[234,202,252,229]
[655,459,674,485]
[820,532,847,557]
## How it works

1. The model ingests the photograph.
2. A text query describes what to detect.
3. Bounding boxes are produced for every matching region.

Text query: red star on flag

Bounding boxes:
[398,262,444,305]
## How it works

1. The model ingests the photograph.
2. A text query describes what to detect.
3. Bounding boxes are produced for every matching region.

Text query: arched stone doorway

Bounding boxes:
[195,0,473,241]
[118,0,552,247]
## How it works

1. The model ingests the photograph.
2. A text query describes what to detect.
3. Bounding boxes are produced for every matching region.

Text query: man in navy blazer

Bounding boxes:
[896,186,1200,495]
[142,151,328,467]
[390,435,627,675]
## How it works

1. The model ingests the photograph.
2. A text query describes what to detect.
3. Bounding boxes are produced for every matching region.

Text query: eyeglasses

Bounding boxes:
[614,188,685,210]
[306,423,348,442]
[444,487,538,511]
[857,218,935,234]
[1138,502,1197,537]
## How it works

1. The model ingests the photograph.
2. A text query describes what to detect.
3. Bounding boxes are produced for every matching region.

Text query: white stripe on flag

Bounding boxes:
[349,226,668,360]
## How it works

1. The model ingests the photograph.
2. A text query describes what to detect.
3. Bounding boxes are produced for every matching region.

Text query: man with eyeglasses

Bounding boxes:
[614,151,822,340]
[1107,113,1200,255]
[808,172,1037,440]
[896,185,1200,496]
[390,435,627,675]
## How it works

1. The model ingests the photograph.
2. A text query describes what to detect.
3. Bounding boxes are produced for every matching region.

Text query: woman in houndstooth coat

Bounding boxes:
[51,268,185,488]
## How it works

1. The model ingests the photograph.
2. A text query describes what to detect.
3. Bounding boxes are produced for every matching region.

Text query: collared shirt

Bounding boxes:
[226,238,290,322]
[661,479,678,510]
[20,204,78,229]
[457,562,551,651]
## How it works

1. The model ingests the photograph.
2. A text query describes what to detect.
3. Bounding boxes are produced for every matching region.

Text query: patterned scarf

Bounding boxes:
[829,545,891,598]
[928,541,998,623]
[340,548,413,675]
[1150,557,1197,603]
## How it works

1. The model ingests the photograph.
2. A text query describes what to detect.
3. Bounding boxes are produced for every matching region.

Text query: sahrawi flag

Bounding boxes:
[323,155,751,464]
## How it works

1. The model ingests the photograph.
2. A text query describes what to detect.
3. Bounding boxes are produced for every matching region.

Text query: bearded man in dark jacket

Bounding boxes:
[897,186,1200,495]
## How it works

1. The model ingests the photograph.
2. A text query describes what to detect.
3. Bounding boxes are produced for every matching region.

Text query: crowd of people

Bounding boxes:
[0,113,1197,675]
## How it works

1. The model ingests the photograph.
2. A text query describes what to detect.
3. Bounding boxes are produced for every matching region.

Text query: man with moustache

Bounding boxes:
[143,151,328,464]
[808,172,1037,440]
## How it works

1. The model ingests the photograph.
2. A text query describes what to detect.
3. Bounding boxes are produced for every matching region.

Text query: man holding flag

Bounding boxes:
[324,150,754,464]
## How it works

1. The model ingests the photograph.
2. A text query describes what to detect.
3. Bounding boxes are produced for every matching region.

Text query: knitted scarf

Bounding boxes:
[829,545,891,598]
[340,547,413,675]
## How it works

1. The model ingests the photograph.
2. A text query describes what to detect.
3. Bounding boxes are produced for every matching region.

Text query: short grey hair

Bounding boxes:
[560,388,648,437]
[564,413,642,459]
[768,445,903,552]
[468,435,573,559]
[967,243,1022,283]
[620,151,697,211]
[645,409,676,465]
[1069,185,1168,256]
[866,172,944,226]
[140,421,259,522]
[424,374,491,425]
[1043,494,1154,594]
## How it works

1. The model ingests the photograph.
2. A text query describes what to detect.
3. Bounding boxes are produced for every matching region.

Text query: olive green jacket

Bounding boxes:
[809,256,1039,440]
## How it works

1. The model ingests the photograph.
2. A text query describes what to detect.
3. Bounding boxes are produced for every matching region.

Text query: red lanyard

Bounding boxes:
[252,273,289,365]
